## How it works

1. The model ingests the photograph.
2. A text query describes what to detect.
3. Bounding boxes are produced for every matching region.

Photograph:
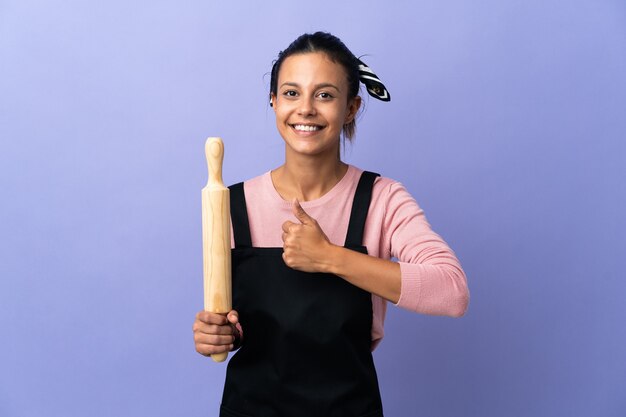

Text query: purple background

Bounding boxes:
[1,1,625,416]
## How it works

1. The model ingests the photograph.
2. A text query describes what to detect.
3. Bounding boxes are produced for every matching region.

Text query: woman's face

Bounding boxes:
[271,52,360,159]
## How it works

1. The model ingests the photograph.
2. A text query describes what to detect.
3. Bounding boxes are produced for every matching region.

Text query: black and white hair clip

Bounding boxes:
[357,58,391,102]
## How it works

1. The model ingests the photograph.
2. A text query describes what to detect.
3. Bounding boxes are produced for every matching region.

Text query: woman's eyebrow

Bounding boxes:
[315,83,341,92]
[279,82,341,92]
[279,82,299,89]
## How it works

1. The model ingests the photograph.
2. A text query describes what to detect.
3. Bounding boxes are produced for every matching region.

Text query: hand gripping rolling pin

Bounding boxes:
[202,137,232,363]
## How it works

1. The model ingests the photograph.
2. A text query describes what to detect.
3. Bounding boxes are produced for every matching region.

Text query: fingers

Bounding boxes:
[194,331,235,346]
[193,319,234,335]
[195,339,234,356]
[282,220,297,234]
[194,311,239,332]
[292,198,313,225]
[194,327,235,356]
[282,221,300,247]
[226,310,239,325]
[283,201,316,235]
[193,310,239,357]
[195,311,229,325]
[282,251,291,267]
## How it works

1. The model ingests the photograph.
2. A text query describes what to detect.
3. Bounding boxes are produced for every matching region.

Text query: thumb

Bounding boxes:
[227,310,239,324]
[292,198,313,225]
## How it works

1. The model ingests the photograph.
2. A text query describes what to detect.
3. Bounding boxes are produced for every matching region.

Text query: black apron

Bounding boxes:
[220,171,383,417]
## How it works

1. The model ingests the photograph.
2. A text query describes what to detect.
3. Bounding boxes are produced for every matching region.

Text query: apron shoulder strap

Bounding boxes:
[229,182,252,248]
[344,171,380,247]
[230,171,380,249]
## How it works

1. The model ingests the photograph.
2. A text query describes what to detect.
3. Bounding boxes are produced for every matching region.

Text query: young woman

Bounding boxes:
[193,32,469,417]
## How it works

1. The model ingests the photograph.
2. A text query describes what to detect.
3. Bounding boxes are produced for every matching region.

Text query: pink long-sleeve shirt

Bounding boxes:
[234,165,469,349]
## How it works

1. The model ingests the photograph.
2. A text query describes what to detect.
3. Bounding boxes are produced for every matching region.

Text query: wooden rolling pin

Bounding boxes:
[202,137,232,363]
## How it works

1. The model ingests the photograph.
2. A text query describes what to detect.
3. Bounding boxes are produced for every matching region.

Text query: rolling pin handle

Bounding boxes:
[212,351,228,363]
[205,137,224,187]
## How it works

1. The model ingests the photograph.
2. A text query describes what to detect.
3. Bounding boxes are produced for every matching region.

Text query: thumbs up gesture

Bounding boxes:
[281,199,335,273]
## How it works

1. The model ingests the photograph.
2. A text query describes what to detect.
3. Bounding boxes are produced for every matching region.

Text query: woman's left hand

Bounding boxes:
[281,199,335,273]
[282,199,402,304]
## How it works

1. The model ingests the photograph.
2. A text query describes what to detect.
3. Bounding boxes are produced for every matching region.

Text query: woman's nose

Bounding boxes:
[297,96,316,116]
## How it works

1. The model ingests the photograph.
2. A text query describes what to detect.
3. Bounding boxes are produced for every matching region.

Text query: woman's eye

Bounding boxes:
[283,90,297,97]
[318,92,333,99]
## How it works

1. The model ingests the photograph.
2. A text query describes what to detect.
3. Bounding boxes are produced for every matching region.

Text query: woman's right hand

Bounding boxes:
[193,310,241,357]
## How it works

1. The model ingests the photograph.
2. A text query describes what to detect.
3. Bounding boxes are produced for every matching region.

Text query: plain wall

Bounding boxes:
[1,1,625,416]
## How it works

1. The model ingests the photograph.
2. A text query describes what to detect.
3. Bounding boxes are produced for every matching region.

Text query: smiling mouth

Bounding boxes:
[291,124,323,132]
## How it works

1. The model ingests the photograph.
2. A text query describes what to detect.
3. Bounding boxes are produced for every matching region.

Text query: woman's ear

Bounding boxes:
[270,93,276,109]
[345,96,362,124]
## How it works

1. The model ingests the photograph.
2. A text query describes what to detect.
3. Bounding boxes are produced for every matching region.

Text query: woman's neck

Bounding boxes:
[271,154,348,202]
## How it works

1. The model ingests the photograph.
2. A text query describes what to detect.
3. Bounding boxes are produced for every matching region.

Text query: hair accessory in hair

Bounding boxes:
[357,58,390,102]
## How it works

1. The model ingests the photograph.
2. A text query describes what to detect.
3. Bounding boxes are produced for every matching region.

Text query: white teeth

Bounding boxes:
[293,124,320,132]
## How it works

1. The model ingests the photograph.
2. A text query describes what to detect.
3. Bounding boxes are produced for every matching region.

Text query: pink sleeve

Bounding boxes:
[382,182,469,317]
